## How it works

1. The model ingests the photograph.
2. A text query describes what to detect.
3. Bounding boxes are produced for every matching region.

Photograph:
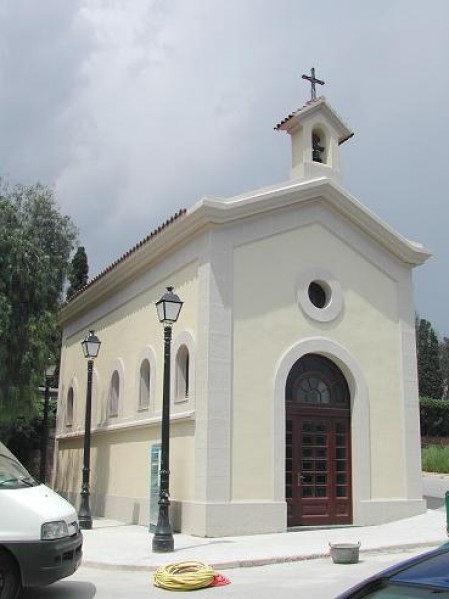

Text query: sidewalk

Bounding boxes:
[81,508,448,572]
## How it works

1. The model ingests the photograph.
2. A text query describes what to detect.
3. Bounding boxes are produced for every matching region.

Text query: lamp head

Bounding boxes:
[156,287,183,325]
[45,357,56,378]
[81,330,101,359]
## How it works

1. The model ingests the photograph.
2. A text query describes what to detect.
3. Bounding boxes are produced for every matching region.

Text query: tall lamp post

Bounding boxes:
[39,357,56,483]
[152,286,183,553]
[79,330,101,530]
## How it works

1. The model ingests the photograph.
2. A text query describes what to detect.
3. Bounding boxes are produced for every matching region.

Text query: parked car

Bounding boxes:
[0,441,82,599]
[336,542,449,598]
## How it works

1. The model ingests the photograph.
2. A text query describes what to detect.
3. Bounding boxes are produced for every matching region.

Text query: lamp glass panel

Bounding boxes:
[86,340,100,358]
[165,301,181,322]
[45,363,57,377]
[156,301,165,323]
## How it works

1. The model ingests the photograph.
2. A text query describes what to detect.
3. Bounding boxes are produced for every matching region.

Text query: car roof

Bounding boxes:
[335,543,449,598]
[391,544,449,589]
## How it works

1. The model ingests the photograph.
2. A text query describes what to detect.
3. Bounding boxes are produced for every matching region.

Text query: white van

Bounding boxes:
[0,442,82,598]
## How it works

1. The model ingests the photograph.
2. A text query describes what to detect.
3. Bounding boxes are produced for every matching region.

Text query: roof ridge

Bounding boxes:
[274,96,325,130]
[65,208,187,303]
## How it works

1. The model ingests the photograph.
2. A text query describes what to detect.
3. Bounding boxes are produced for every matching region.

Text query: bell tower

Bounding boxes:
[275,69,353,184]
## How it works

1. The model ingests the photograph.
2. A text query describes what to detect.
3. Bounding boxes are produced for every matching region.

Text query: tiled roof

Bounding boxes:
[66,208,187,303]
[274,97,322,130]
[274,96,354,145]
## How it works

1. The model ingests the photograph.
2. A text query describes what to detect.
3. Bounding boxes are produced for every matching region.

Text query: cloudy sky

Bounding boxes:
[1,0,448,335]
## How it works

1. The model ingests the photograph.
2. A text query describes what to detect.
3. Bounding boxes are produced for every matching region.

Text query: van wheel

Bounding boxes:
[0,550,20,599]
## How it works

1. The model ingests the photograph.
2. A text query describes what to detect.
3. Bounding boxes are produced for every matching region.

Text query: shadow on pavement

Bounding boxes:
[20,581,96,598]
[425,496,445,510]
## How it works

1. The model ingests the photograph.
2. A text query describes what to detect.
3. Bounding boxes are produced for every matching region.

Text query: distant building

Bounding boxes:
[54,93,430,536]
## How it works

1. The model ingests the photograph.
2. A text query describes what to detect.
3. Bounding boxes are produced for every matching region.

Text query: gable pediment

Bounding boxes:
[60,177,430,324]
[196,178,431,266]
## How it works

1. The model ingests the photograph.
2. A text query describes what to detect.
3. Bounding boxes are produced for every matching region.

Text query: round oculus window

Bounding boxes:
[297,268,344,323]
[308,281,328,309]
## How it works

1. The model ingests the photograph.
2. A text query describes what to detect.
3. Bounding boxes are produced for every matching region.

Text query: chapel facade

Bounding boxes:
[54,87,430,536]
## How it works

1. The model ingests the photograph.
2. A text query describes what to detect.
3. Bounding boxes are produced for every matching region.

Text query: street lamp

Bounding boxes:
[39,357,56,483]
[152,286,183,553]
[79,330,101,530]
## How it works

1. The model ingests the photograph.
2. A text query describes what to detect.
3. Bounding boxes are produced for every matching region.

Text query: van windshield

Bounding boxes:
[0,442,39,488]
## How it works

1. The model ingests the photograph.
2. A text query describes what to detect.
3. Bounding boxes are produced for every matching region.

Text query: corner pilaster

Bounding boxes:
[194,229,233,505]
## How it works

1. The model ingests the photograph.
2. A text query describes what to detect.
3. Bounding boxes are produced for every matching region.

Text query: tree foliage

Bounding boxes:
[66,245,89,300]
[0,181,77,425]
[1,393,57,476]
[440,337,449,400]
[420,397,449,437]
[416,317,443,400]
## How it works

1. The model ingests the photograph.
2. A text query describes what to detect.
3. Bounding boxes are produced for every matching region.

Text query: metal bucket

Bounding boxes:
[329,541,361,564]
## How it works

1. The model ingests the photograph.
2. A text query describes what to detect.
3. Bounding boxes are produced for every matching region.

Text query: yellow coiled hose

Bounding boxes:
[153,561,216,591]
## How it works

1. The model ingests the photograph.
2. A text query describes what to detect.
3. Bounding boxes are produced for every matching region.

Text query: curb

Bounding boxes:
[81,541,443,573]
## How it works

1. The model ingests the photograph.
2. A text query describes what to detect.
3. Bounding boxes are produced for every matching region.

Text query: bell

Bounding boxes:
[313,149,323,163]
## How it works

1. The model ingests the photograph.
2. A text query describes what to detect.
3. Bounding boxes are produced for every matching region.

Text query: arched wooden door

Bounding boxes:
[285,354,352,527]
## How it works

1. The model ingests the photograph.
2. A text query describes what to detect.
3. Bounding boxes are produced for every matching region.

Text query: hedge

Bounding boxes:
[420,397,449,438]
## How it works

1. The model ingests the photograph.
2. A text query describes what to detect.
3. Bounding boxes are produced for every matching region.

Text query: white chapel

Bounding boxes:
[54,79,431,537]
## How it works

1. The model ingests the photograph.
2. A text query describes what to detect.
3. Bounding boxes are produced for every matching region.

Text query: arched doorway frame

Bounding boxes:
[272,337,371,525]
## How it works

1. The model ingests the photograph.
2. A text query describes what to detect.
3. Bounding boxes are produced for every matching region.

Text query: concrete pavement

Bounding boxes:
[81,507,448,572]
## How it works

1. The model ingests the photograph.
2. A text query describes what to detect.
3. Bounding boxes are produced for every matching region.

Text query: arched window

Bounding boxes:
[286,353,349,407]
[175,345,189,401]
[139,359,151,410]
[66,387,74,426]
[109,370,120,416]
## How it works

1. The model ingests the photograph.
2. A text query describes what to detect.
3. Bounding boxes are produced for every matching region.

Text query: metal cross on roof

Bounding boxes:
[301,67,325,101]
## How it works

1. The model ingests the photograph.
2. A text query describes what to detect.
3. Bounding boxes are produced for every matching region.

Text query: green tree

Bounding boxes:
[0,181,77,426]
[66,245,89,299]
[416,317,443,399]
[440,337,449,400]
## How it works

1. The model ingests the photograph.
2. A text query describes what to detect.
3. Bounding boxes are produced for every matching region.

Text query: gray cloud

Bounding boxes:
[0,0,95,181]
[1,0,448,334]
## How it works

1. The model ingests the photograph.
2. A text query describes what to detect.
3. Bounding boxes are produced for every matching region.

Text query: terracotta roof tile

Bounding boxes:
[66,208,187,303]
[274,97,323,130]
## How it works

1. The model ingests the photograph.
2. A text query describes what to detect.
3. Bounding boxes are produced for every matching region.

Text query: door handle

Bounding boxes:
[297,472,305,486]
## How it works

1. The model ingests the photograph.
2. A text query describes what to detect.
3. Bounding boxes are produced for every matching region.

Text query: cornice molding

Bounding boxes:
[275,97,354,144]
[56,409,196,440]
[59,177,431,325]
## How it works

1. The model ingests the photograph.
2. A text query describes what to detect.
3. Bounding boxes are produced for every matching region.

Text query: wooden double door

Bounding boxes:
[285,354,352,527]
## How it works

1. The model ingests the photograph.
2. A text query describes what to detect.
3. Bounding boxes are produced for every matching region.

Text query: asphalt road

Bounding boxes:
[18,546,436,599]
[16,475,448,598]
